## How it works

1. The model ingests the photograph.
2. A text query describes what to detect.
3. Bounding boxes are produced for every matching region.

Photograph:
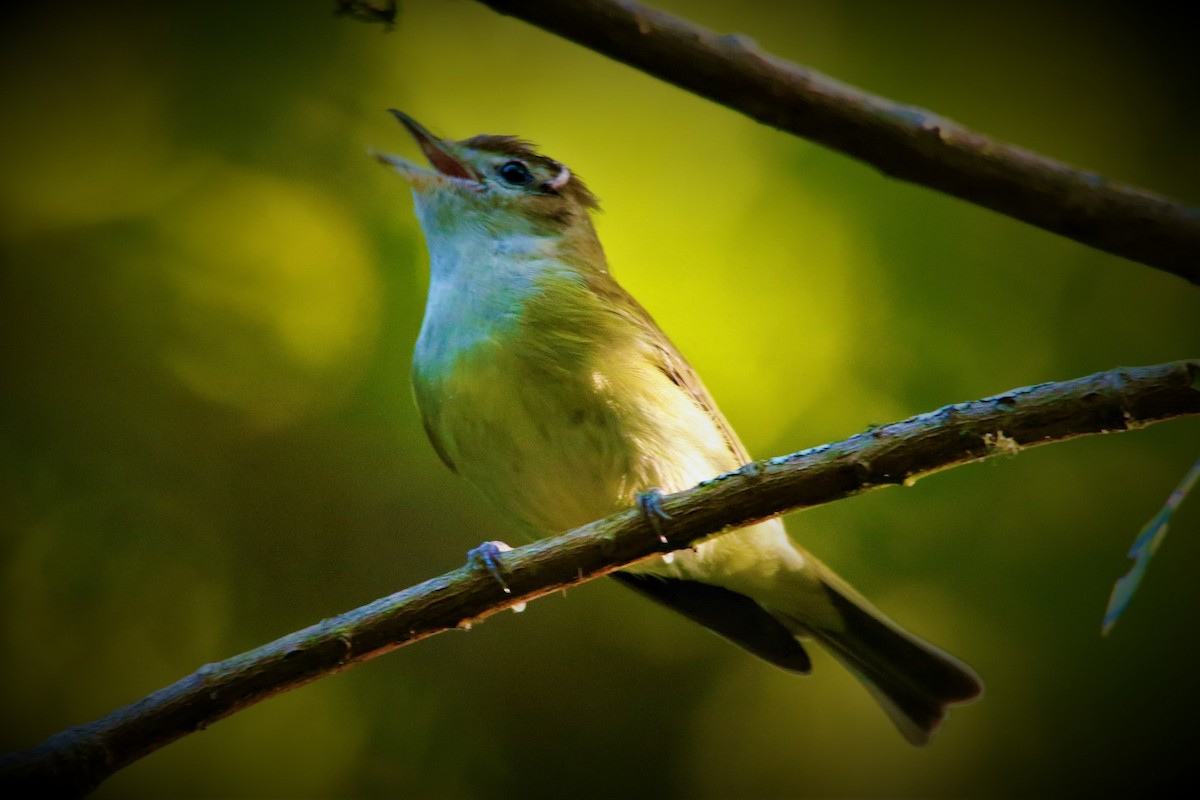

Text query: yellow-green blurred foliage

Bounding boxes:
[2,1,1197,797]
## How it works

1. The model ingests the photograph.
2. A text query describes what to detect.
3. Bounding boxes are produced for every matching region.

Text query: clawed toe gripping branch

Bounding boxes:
[468,540,515,594]
[636,488,672,545]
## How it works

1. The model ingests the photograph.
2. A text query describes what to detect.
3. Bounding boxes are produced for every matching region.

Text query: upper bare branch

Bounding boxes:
[474,0,1200,284]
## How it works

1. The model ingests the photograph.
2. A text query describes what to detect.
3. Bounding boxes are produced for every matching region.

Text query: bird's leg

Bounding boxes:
[467,540,514,594]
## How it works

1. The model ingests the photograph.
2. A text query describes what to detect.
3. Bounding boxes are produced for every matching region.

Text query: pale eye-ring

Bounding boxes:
[498,160,533,186]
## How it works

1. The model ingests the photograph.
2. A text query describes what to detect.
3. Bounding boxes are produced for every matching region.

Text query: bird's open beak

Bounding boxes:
[372,110,480,186]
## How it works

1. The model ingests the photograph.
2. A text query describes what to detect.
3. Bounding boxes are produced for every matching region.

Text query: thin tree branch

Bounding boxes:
[4,359,1199,796]
[472,0,1200,284]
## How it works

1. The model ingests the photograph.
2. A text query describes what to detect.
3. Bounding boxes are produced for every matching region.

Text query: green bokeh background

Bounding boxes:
[2,1,1197,797]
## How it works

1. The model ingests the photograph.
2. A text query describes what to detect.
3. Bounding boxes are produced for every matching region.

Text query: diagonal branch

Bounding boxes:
[3,360,1199,796]
[474,0,1200,284]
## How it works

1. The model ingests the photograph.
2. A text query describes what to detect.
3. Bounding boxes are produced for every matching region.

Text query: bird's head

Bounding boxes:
[374,110,599,243]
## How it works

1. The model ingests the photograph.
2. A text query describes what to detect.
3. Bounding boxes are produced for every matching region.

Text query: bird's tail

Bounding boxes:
[772,565,984,746]
[613,562,982,745]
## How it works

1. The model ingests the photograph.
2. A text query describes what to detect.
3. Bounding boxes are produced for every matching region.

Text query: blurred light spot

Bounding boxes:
[607,132,870,449]
[157,167,380,430]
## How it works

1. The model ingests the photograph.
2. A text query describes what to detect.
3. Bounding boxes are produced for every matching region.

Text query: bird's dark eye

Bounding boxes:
[498,160,533,186]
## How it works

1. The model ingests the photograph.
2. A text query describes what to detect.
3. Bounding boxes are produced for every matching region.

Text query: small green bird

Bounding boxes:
[376,111,982,745]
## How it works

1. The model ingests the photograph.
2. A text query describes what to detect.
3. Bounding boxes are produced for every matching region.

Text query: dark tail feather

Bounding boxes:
[802,579,984,746]
[611,570,981,745]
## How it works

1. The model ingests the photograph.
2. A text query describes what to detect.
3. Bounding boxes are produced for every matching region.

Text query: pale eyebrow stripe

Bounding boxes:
[546,162,571,190]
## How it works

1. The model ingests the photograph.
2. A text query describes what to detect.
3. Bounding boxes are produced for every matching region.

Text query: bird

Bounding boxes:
[374,110,982,745]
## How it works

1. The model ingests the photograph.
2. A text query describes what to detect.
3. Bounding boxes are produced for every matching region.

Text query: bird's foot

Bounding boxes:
[636,488,672,547]
[467,540,514,594]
